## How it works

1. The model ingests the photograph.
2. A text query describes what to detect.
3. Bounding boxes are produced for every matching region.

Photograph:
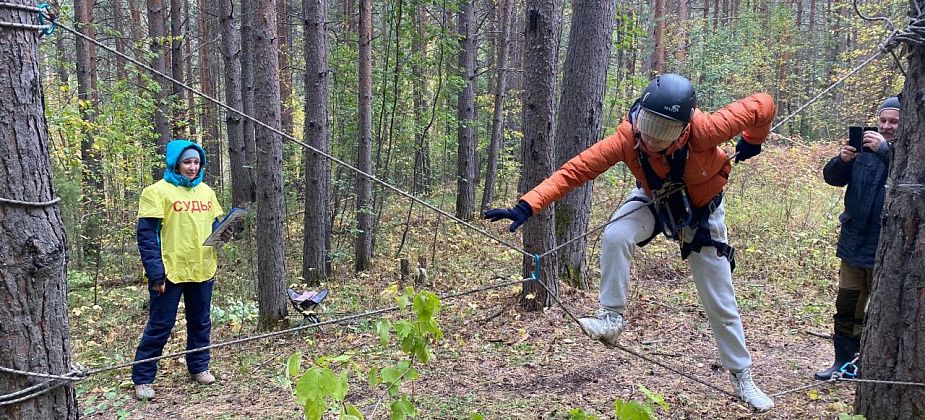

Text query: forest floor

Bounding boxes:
[68,141,861,419]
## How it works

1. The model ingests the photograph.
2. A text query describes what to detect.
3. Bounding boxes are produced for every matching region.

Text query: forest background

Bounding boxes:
[25,0,910,417]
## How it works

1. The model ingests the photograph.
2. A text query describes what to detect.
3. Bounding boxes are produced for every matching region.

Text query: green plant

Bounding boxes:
[613,384,669,420]
[286,287,443,420]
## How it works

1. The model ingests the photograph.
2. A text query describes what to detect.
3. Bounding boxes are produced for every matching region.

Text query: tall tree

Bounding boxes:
[217,0,256,206]
[553,0,616,289]
[481,0,513,210]
[241,0,258,175]
[0,3,77,415]
[455,0,477,220]
[74,0,103,267]
[854,22,925,417]
[302,0,332,283]
[644,0,666,77]
[520,0,560,310]
[169,0,185,133]
[197,0,220,184]
[278,0,293,135]
[110,0,129,79]
[410,5,432,195]
[356,0,374,271]
[253,0,288,328]
[147,0,171,177]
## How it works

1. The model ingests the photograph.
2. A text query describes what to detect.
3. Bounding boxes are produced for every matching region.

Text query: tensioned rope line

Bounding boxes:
[0,196,61,207]
[0,276,532,406]
[0,2,55,35]
[527,273,740,399]
[44,20,532,259]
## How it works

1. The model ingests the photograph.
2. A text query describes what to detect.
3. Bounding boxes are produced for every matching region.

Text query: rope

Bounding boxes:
[49,20,532,259]
[770,50,885,132]
[0,2,55,35]
[0,196,61,207]
[530,274,740,399]
[0,277,530,405]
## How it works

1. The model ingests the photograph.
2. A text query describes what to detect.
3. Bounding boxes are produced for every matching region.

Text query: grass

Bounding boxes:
[65,141,858,418]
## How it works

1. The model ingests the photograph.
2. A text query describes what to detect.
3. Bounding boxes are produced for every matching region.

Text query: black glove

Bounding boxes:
[483,200,533,232]
[734,137,762,162]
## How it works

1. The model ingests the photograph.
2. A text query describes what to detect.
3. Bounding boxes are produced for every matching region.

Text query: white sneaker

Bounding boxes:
[578,310,625,347]
[191,370,216,385]
[134,384,155,400]
[729,367,774,412]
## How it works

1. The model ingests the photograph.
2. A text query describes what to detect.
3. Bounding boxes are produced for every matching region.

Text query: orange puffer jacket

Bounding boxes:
[520,93,775,213]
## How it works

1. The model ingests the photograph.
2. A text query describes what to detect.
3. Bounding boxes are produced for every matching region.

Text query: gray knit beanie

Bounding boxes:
[637,108,686,143]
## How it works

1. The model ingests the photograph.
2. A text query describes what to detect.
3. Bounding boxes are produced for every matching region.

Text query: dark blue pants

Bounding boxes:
[132,279,214,385]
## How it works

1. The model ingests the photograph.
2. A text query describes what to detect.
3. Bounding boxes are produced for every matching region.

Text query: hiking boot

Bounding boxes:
[578,310,625,347]
[191,370,216,385]
[134,384,155,400]
[729,367,774,412]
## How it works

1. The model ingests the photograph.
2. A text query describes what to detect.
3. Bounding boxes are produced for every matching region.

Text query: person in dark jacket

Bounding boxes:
[814,96,900,380]
[133,139,231,400]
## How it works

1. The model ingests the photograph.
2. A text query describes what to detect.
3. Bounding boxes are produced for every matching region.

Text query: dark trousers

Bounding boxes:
[132,279,214,385]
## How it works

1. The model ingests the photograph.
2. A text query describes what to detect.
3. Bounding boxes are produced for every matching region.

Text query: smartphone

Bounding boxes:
[848,126,878,152]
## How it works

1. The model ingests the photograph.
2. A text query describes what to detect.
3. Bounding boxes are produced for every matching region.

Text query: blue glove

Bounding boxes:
[483,200,533,232]
[735,137,762,162]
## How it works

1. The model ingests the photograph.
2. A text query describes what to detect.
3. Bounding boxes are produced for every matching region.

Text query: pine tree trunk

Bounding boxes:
[455,0,477,221]
[75,0,103,269]
[520,0,560,310]
[217,0,256,206]
[356,0,374,271]
[553,0,615,290]
[198,0,221,185]
[481,0,512,210]
[241,0,258,179]
[302,0,332,283]
[410,5,431,195]
[0,7,77,415]
[111,0,128,79]
[253,0,288,328]
[147,0,171,178]
[169,0,185,133]
[853,24,925,417]
[278,0,293,136]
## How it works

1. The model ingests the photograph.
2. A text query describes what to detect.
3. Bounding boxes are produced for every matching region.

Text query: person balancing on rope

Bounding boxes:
[484,73,776,411]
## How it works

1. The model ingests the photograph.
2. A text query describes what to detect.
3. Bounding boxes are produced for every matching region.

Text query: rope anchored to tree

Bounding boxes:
[0,2,55,36]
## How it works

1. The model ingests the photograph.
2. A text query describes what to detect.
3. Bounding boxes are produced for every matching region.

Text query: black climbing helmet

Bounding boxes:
[639,73,697,123]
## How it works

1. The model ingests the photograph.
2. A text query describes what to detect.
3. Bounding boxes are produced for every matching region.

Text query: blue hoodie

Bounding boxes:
[164,139,207,187]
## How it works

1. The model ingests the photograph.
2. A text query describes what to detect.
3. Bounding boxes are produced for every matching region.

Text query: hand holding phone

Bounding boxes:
[848,126,878,153]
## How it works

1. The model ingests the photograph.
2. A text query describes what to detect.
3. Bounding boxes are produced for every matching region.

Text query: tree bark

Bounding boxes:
[302,0,332,283]
[217,0,256,206]
[853,15,925,416]
[111,0,129,79]
[520,0,560,310]
[0,4,77,415]
[356,0,374,271]
[198,0,221,185]
[170,0,185,133]
[410,5,432,195]
[253,0,288,328]
[278,0,293,136]
[241,0,258,177]
[481,0,513,210]
[455,0,477,221]
[553,0,615,289]
[147,0,171,178]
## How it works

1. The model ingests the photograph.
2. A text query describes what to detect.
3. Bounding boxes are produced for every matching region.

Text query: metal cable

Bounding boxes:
[530,275,739,399]
[0,20,48,31]
[0,277,530,405]
[0,1,44,13]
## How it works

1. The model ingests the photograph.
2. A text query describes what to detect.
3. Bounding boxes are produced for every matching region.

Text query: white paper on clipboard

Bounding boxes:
[203,207,247,246]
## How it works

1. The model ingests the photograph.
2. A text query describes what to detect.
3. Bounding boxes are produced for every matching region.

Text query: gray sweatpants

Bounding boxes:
[599,188,751,371]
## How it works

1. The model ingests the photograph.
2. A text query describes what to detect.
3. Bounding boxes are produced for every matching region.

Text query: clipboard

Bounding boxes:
[203,207,248,246]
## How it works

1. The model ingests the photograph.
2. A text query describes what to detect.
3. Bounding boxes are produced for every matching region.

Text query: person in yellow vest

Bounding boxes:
[132,139,227,400]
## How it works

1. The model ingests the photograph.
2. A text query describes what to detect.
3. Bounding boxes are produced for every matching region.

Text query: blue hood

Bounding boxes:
[164,139,206,187]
